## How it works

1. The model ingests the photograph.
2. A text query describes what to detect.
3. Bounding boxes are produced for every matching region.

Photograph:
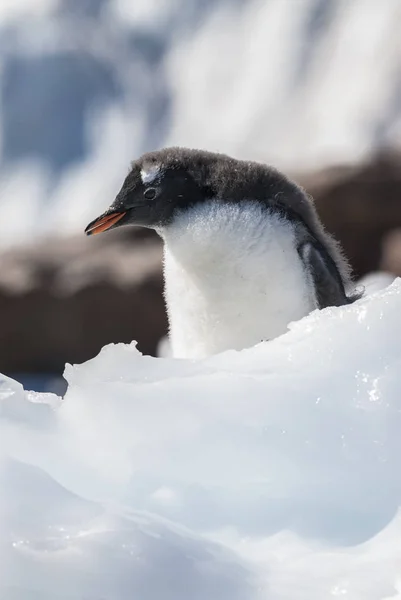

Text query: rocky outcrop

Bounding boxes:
[381,228,401,277]
[301,152,401,279]
[0,228,166,374]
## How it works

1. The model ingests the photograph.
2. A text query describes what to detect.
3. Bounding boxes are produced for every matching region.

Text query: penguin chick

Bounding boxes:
[85,147,360,358]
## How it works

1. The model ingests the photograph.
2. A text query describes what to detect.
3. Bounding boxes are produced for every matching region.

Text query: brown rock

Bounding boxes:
[0,228,167,374]
[300,151,401,279]
[381,228,401,276]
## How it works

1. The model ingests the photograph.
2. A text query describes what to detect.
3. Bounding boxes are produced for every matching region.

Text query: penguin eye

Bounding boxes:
[144,187,157,200]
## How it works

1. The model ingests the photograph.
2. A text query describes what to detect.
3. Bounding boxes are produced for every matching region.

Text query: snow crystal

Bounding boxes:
[1,279,401,599]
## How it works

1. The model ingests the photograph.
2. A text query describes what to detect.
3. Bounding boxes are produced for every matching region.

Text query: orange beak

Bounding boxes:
[85,211,127,236]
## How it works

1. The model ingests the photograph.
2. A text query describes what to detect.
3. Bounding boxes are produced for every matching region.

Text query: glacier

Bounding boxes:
[1,277,401,599]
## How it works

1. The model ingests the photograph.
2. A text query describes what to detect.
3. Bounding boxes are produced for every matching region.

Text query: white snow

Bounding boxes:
[0,0,56,22]
[167,0,401,169]
[1,0,401,246]
[358,271,396,295]
[1,278,401,599]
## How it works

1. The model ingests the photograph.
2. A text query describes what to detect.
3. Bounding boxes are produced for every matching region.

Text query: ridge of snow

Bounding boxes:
[1,278,401,598]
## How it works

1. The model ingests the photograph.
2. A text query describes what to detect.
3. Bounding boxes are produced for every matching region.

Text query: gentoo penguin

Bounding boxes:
[85,147,360,358]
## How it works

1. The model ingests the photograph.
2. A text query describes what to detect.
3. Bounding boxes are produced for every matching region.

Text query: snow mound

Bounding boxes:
[1,279,401,599]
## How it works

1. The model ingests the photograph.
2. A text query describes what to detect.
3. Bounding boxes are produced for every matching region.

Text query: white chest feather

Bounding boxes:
[161,201,316,359]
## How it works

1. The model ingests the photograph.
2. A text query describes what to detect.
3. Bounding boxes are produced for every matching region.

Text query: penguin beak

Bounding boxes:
[85,210,127,236]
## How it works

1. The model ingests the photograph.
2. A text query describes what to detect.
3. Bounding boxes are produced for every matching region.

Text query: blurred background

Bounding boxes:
[0,0,400,394]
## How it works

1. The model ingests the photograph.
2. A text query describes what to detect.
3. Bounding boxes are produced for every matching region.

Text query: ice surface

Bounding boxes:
[1,279,401,599]
[358,271,396,295]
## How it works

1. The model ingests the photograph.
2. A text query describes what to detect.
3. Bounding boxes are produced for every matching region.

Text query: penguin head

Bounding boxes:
[85,148,210,235]
[85,145,320,244]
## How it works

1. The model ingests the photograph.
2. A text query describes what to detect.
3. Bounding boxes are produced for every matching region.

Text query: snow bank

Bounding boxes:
[1,279,401,599]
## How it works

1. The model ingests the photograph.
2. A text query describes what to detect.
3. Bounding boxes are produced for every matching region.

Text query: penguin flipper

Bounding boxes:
[298,241,356,309]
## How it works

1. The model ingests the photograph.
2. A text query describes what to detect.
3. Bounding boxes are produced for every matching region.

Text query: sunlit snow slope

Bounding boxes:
[0,0,400,246]
[0,278,400,598]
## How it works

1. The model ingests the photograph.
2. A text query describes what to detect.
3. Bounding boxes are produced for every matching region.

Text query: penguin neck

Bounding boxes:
[160,200,316,359]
